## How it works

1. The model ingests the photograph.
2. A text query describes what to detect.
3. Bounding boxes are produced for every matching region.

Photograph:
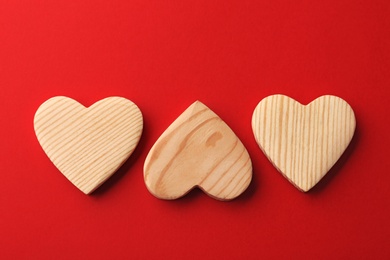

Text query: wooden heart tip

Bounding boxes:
[189,100,208,110]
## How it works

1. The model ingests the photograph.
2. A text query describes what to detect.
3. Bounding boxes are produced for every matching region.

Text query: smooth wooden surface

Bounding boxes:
[34,96,143,194]
[144,101,252,200]
[252,95,355,192]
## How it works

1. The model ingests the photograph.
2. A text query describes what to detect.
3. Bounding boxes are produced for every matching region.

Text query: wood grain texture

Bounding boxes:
[34,96,143,194]
[252,95,356,192]
[144,101,252,200]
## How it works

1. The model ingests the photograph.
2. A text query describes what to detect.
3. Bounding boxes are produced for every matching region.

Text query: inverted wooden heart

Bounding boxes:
[252,95,356,192]
[34,96,143,194]
[144,101,252,200]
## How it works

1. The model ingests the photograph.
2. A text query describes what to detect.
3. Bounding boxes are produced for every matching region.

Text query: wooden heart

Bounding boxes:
[144,101,252,200]
[252,95,356,192]
[34,96,143,194]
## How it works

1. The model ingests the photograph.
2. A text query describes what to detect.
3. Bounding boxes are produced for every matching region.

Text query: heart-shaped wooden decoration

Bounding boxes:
[144,101,252,200]
[252,95,356,192]
[34,96,143,194]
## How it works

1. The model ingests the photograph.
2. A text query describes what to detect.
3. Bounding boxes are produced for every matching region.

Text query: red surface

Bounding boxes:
[1,0,390,259]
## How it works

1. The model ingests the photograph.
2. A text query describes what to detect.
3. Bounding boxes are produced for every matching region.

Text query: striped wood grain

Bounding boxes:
[252,95,356,192]
[34,96,143,194]
[144,101,252,200]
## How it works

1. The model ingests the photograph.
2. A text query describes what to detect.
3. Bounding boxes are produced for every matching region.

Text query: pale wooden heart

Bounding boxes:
[144,101,252,200]
[252,95,356,192]
[34,96,143,194]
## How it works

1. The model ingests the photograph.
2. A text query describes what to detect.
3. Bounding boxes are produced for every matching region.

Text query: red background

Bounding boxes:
[1,0,390,259]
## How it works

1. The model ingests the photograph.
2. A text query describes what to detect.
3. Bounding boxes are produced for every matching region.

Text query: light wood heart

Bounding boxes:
[144,101,252,200]
[252,95,356,192]
[34,96,143,194]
